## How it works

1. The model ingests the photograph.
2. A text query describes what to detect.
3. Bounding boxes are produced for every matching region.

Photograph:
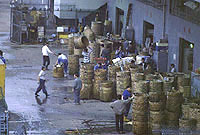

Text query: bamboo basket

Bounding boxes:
[149,92,166,102]
[149,80,163,92]
[166,111,179,121]
[182,104,190,119]
[179,118,196,130]
[145,74,158,81]
[68,55,79,75]
[179,86,191,98]
[131,72,145,82]
[116,71,131,95]
[80,83,93,99]
[149,101,165,111]
[133,81,149,93]
[163,80,173,92]
[150,111,165,124]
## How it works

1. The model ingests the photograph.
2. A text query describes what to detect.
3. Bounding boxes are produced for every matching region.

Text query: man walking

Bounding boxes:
[57,53,68,76]
[42,42,54,70]
[35,66,49,97]
[122,86,132,122]
[110,95,134,134]
[73,73,82,105]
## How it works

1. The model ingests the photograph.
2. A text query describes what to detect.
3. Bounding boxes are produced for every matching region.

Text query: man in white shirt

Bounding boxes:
[57,53,68,75]
[35,66,49,97]
[42,43,55,70]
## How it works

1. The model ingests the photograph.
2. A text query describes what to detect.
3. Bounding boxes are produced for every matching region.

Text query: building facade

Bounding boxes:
[107,0,200,72]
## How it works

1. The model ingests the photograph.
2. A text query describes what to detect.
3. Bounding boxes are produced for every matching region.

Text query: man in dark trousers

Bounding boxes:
[122,86,132,122]
[110,95,134,134]
[73,73,82,105]
[35,66,49,97]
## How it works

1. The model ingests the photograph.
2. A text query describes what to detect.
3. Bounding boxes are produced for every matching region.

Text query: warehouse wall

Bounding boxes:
[54,0,107,19]
[107,0,200,72]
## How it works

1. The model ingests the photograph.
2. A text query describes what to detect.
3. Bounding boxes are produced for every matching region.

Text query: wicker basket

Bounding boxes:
[131,72,145,82]
[80,83,93,99]
[133,81,149,93]
[149,101,165,111]
[149,80,163,92]
[145,74,158,81]
[179,118,196,130]
[149,92,165,102]
[150,111,165,124]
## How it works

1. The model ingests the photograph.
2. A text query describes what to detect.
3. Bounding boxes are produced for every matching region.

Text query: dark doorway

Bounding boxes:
[116,7,124,36]
[143,21,154,48]
[179,38,194,73]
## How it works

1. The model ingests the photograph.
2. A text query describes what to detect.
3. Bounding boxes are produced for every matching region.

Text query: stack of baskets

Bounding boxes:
[166,90,183,128]
[149,80,165,130]
[68,55,79,75]
[177,73,191,99]
[93,69,107,99]
[116,71,131,95]
[80,63,94,99]
[179,103,197,132]
[108,65,121,98]
[132,93,151,135]
[68,37,74,55]
[131,68,145,94]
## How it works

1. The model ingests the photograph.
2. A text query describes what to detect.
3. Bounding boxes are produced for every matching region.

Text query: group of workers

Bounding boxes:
[35,42,82,105]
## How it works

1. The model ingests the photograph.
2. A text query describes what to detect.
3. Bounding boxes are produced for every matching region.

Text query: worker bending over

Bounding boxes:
[57,53,68,76]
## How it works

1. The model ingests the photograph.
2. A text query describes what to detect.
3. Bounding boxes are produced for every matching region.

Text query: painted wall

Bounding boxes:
[107,0,200,71]
[54,0,107,19]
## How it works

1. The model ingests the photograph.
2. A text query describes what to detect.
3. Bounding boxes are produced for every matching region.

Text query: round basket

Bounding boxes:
[133,81,149,93]
[149,101,165,111]
[145,74,158,81]
[149,92,166,102]
[131,72,145,82]
[149,80,163,92]
[150,111,165,124]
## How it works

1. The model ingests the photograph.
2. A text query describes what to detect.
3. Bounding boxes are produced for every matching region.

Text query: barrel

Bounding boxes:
[91,21,104,36]
[74,48,83,57]
[74,36,89,49]
[83,27,95,41]
[100,81,113,102]
[68,55,79,75]
[53,66,64,78]
[116,71,131,95]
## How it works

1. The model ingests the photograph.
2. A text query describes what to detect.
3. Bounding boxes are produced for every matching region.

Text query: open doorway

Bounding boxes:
[116,7,124,36]
[143,21,154,48]
[179,38,194,73]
